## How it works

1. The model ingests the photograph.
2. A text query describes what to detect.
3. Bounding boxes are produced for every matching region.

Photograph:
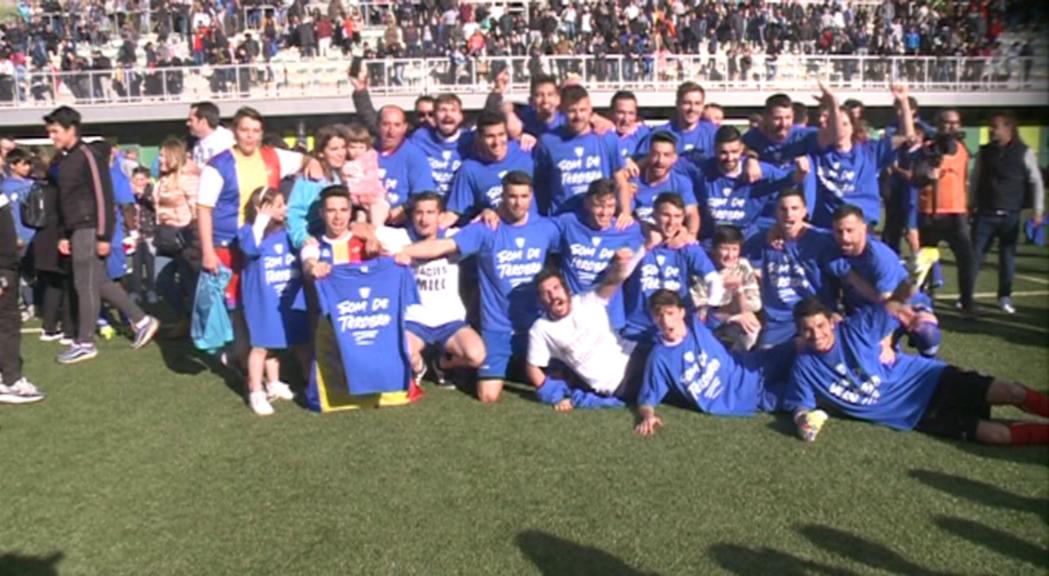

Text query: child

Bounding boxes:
[342,122,390,225]
[693,225,763,352]
[127,166,157,305]
[237,186,308,416]
[1,148,38,320]
[0,183,44,403]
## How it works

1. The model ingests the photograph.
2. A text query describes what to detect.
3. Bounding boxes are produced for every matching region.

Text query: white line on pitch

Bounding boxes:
[933,290,1049,300]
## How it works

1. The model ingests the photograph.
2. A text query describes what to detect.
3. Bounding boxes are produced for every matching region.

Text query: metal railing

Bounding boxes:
[1,54,1044,109]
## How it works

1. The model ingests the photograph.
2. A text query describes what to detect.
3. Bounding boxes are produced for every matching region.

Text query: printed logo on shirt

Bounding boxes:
[335,293,393,345]
[574,147,584,158]
[817,159,857,198]
[568,240,618,285]
[682,348,724,402]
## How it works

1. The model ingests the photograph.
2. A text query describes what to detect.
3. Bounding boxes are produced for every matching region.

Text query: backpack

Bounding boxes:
[19,181,47,229]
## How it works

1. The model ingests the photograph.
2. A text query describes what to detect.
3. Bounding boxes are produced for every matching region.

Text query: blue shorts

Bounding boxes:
[406,320,468,349]
[741,341,797,412]
[479,330,527,380]
[758,318,796,349]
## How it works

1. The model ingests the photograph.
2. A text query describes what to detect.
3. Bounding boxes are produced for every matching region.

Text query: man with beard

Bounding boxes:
[408,94,475,199]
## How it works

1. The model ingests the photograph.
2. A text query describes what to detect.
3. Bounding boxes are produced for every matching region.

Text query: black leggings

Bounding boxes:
[38,271,75,337]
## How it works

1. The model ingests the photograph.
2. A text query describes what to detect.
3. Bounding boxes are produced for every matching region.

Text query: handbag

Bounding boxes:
[154,224,192,257]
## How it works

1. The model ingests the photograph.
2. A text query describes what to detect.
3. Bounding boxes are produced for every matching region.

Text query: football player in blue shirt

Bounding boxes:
[409,94,475,199]
[635,289,797,437]
[745,189,838,349]
[444,110,535,226]
[554,178,644,329]
[636,82,717,168]
[826,205,941,357]
[376,106,437,222]
[396,171,559,403]
[619,131,700,236]
[534,84,625,215]
[806,82,915,228]
[787,297,1049,445]
[695,125,806,242]
[610,90,651,162]
[621,193,724,343]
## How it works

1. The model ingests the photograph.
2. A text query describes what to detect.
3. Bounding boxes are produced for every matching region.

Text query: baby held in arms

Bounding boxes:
[342,122,390,225]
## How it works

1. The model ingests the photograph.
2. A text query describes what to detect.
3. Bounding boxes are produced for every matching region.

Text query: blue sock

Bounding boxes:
[569,389,626,409]
[535,377,569,405]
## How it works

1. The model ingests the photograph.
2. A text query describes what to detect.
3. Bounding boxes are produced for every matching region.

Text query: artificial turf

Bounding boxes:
[1,244,1046,576]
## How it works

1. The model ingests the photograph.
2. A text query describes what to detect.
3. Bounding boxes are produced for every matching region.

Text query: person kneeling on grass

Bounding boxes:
[526,248,645,411]
[635,289,797,437]
[786,297,1049,444]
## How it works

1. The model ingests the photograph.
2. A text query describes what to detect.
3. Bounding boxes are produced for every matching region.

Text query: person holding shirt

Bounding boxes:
[787,297,1049,445]
[396,171,559,403]
[807,82,915,228]
[533,85,624,215]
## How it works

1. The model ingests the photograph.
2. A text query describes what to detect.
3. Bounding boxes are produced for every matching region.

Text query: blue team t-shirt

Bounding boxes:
[807,137,896,228]
[638,120,717,168]
[555,210,644,329]
[640,317,783,416]
[453,216,560,333]
[409,126,475,198]
[446,142,536,219]
[618,124,652,161]
[741,126,819,225]
[377,140,438,209]
[630,166,697,225]
[314,257,420,396]
[534,127,623,215]
[745,227,838,347]
[622,243,717,340]
[694,158,792,240]
[237,225,308,349]
[825,236,908,313]
[519,106,565,137]
[785,305,946,430]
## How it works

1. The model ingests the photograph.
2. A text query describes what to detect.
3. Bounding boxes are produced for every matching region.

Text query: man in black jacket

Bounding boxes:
[44,106,159,364]
[0,187,45,403]
[971,111,1046,315]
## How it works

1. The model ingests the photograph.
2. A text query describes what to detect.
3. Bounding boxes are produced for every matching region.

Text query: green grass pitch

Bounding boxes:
[1,244,1046,575]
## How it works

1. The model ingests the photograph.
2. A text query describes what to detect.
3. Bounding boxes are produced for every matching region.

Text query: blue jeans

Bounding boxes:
[972,210,1020,298]
[154,254,195,316]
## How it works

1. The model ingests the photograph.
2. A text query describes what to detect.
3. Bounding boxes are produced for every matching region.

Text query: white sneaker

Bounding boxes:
[249,390,274,416]
[266,380,295,402]
[0,378,46,404]
[999,297,1016,315]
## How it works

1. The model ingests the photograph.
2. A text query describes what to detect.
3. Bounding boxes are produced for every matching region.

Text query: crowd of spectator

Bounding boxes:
[0,0,1044,103]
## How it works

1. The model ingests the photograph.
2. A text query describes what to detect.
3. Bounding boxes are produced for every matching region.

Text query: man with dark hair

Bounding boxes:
[787,296,1049,445]
[621,193,723,343]
[620,131,700,236]
[445,111,535,225]
[792,102,809,128]
[0,172,44,403]
[534,84,624,215]
[414,95,437,129]
[634,289,796,437]
[741,93,818,228]
[377,191,485,388]
[695,124,806,242]
[744,189,837,349]
[409,93,475,198]
[518,74,563,137]
[187,101,234,165]
[553,178,644,330]
[702,103,724,126]
[825,204,941,357]
[611,90,650,161]
[44,106,159,364]
[396,171,560,403]
[971,111,1045,315]
[526,247,643,411]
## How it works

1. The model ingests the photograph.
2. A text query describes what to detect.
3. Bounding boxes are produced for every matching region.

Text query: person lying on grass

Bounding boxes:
[786,296,1049,445]
[525,247,644,411]
[634,289,798,437]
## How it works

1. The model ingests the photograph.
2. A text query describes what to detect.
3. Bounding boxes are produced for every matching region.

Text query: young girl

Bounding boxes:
[342,122,390,225]
[237,187,309,416]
